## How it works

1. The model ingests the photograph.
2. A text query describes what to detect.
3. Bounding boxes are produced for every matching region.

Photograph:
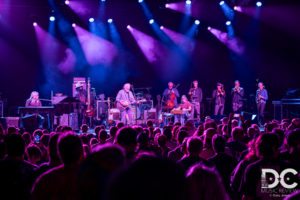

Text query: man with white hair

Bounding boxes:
[116,83,136,125]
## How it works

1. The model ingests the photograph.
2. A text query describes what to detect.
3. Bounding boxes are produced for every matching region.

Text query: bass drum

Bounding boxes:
[130,105,141,120]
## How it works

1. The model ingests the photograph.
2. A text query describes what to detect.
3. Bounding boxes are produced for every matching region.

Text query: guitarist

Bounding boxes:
[116,83,136,125]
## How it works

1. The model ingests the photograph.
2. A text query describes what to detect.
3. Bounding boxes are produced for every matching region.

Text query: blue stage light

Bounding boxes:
[138,0,144,3]
[89,18,95,23]
[149,19,154,24]
[219,1,225,6]
[49,16,55,21]
[226,21,231,26]
[108,18,113,23]
[194,20,200,25]
[186,0,192,5]
[256,1,262,7]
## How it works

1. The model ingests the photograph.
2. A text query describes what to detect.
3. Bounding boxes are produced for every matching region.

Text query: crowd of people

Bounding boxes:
[0,114,299,200]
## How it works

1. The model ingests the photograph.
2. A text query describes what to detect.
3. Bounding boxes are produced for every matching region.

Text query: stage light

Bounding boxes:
[138,0,143,3]
[194,20,200,25]
[127,25,132,29]
[107,18,113,23]
[165,4,169,8]
[33,22,37,27]
[207,26,211,30]
[219,1,224,6]
[226,21,231,26]
[149,19,154,24]
[89,18,94,23]
[65,0,70,5]
[101,0,106,2]
[256,1,262,7]
[49,16,55,21]
[186,0,192,5]
[72,23,76,27]
[160,26,164,30]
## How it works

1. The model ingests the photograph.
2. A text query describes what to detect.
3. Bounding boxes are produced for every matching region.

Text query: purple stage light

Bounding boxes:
[207,26,211,30]
[72,23,76,27]
[165,4,170,8]
[65,0,70,5]
[208,26,245,55]
[74,25,118,66]
[233,6,242,12]
[33,22,38,27]
[160,26,164,30]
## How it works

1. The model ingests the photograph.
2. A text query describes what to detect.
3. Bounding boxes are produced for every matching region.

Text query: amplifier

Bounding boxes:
[108,109,120,121]
[145,108,157,120]
[96,100,108,120]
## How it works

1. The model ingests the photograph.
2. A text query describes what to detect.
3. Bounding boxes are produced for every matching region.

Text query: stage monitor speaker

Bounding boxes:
[145,108,157,120]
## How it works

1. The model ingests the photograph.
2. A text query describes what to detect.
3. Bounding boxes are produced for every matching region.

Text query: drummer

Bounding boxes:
[173,95,192,124]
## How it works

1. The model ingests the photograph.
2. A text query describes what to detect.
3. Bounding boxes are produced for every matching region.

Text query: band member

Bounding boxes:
[75,82,87,126]
[116,83,136,125]
[163,82,180,111]
[256,82,268,123]
[231,80,244,113]
[174,95,192,125]
[188,80,202,121]
[23,91,44,128]
[212,82,226,115]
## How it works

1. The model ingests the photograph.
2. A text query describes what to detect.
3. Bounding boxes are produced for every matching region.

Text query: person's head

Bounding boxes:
[186,163,229,200]
[231,119,239,129]
[40,133,50,147]
[187,137,203,156]
[286,128,300,156]
[163,127,172,141]
[89,138,99,147]
[204,119,217,130]
[231,127,244,141]
[158,134,167,148]
[26,144,42,164]
[116,122,124,129]
[193,80,198,88]
[115,127,137,152]
[204,128,217,149]
[7,126,17,135]
[137,132,150,148]
[247,127,256,139]
[107,156,187,200]
[58,132,84,165]
[123,83,131,92]
[5,133,25,158]
[30,91,39,100]
[22,132,32,146]
[177,130,188,145]
[81,124,89,133]
[258,82,264,90]
[255,133,280,159]
[217,82,223,90]
[234,80,240,88]
[181,95,188,103]
[99,130,108,144]
[94,126,102,137]
[168,82,174,89]
[146,120,153,128]
[220,117,229,125]
[109,126,118,139]
[212,135,226,153]
[48,133,61,163]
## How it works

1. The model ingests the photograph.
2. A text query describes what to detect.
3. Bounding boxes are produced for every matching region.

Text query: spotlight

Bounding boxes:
[65,0,70,5]
[226,21,231,26]
[219,1,224,6]
[101,0,106,2]
[149,19,154,24]
[138,0,144,3]
[89,18,94,23]
[72,23,76,27]
[194,20,200,25]
[186,0,192,5]
[127,25,131,29]
[165,4,169,8]
[207,26,211,30]
[107,18,113,23]
[49,16,55,21]
[160,26,164,30]
[33,22,37,27]
[256,1,262,7]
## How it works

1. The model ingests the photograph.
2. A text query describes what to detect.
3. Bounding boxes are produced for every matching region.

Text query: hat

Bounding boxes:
[75,82,84,88]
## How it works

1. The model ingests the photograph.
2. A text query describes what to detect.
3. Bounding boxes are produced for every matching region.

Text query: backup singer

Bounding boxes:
[116,83,135,125]
[256,82,268,123]
[212,83,226,115]
[23,91,45,128]
[163,82,180,111]
[231,80,244,113]
[188,80,202,121]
